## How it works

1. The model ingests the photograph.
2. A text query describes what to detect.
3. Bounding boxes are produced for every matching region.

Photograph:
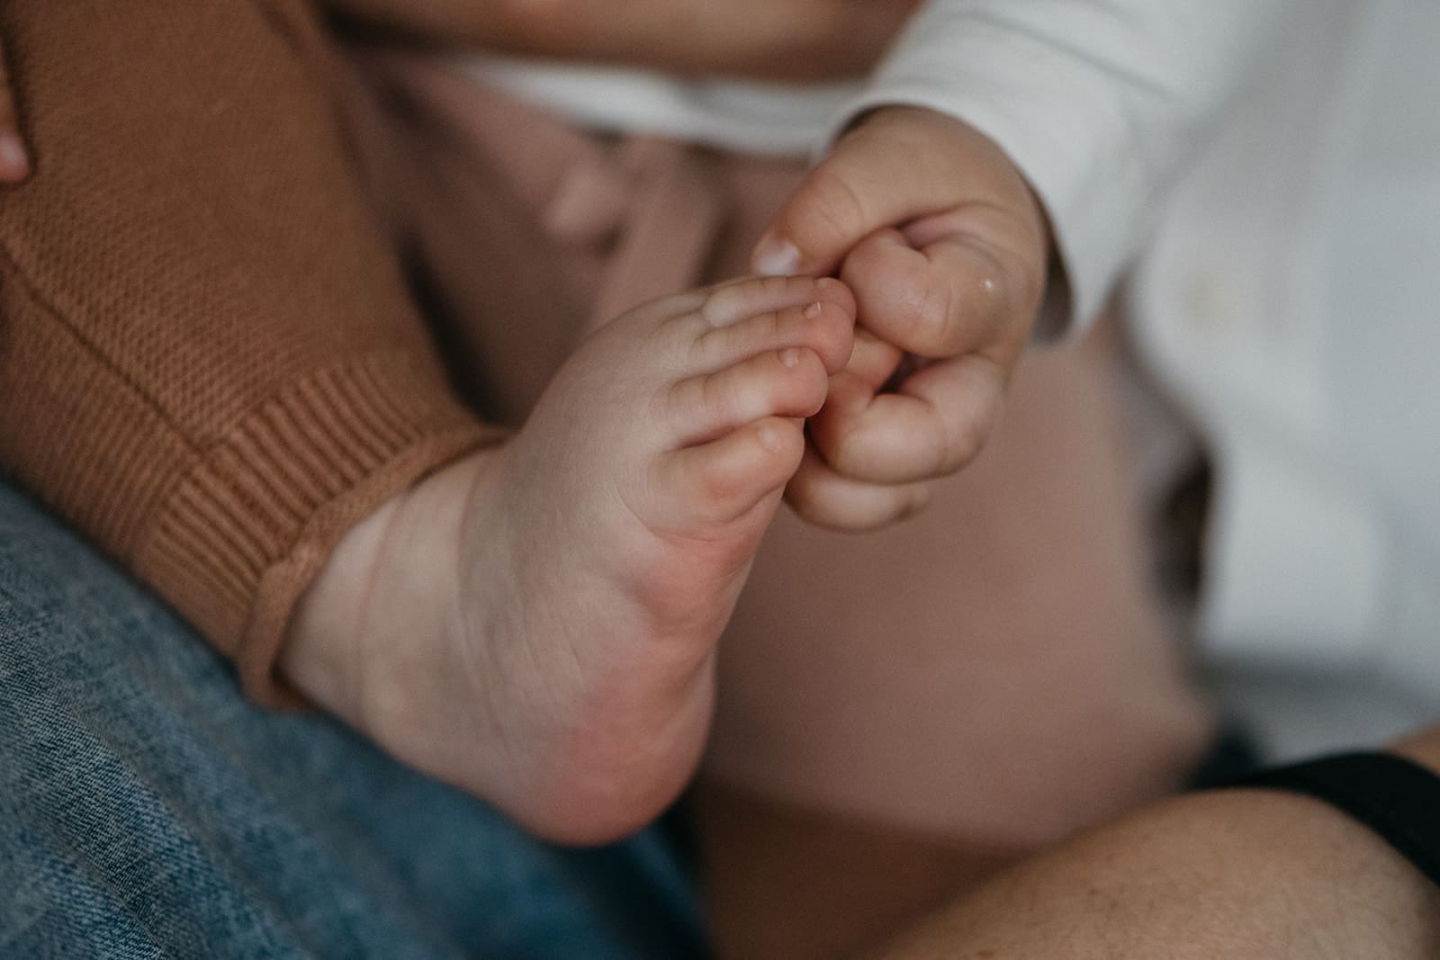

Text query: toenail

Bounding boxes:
[757,424,782,452]
[780,348,802,368]
[804,302,823,320]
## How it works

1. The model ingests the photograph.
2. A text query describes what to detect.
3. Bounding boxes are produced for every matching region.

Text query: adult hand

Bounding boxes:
[325,0,920,81]
[754,107,1050,530]
[0,38,31,182]
[868,731,1440,959]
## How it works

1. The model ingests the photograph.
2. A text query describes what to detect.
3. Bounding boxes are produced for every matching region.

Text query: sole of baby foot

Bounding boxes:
[286,275,856,844]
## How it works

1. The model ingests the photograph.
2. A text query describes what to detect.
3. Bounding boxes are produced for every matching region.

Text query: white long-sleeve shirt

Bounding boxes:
[465,0,1440,759]
[1129,0,1440,759]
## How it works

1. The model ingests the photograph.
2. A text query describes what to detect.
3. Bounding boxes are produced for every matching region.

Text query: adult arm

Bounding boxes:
[0,0,497,704]
[867,724,1440,959]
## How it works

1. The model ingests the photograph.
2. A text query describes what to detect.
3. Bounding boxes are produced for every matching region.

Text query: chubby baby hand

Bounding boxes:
[753,106,1050,530]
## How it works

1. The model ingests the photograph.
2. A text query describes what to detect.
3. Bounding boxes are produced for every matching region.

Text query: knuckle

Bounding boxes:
[908,277,960,354]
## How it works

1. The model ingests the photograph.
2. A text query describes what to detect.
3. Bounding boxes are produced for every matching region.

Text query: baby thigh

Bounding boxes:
[700,324,1216,953]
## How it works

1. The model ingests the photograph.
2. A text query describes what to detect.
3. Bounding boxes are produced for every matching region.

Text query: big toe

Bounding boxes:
[650,416,806,531]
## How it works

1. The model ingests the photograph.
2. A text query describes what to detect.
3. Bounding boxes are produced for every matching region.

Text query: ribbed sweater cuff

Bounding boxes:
[136,352,499,707]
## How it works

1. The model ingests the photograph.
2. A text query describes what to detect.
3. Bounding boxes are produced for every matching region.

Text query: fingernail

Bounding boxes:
[779,348,802,368]
[0,133,30,179]
[804,302,823,320]
[753,235,802,277]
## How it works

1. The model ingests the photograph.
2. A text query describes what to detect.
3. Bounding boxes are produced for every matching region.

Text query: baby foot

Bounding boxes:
[285,275,855,842]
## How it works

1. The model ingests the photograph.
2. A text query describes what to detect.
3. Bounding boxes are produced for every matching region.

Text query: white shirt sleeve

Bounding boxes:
[832,0,1295,336]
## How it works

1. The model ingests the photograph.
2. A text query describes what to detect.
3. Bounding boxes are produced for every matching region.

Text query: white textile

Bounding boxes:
[1129,0,1440,759]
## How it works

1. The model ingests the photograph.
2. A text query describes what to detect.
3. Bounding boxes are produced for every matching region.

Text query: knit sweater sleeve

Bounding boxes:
[0,0,499,704]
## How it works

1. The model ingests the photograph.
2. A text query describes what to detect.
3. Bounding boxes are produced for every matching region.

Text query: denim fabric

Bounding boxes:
[0,482,709,960]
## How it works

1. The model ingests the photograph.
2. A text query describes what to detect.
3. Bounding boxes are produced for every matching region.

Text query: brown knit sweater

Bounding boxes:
[0,0,496,704]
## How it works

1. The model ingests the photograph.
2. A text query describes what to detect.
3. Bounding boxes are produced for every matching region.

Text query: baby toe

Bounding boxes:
[665,347,828,447]
[699,274,853,330]
[651,417,804,529]
[692,294,854,377]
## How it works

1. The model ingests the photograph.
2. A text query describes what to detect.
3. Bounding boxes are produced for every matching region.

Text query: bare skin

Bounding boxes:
[755,106,1051,531]
[8,6,1433,957]
[284,275,856,843]
[862,725,1440,959]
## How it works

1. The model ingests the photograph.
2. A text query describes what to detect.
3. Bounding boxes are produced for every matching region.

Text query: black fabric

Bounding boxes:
[1229,751,1440,888]
[1187,725,1264,790]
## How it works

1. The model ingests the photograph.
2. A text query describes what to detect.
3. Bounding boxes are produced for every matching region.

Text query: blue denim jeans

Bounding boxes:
[0,481,709,959]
